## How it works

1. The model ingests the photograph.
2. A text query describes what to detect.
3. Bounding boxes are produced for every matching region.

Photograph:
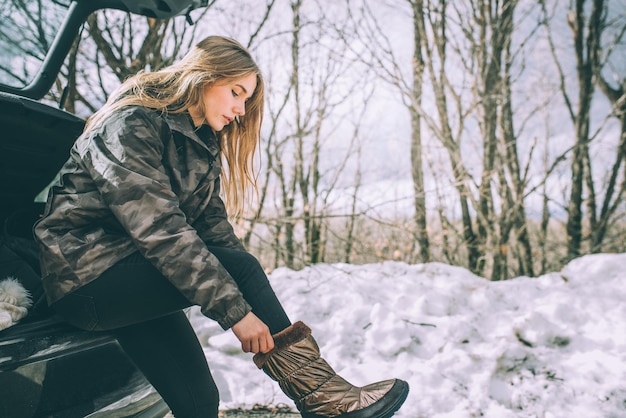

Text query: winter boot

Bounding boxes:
[253,321,409,418]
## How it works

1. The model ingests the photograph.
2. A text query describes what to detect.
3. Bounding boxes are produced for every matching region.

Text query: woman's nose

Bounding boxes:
[234,102,245,116]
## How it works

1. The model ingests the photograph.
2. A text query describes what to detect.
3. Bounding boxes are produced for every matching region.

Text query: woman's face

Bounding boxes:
[191,73,257,131]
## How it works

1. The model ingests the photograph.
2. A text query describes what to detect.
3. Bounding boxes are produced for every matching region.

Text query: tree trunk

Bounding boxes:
[409,0,430,263]
[415,0,481,272]
[565,0,604,260]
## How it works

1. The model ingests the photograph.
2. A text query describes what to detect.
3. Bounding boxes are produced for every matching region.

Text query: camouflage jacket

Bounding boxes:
[34,106,252,329]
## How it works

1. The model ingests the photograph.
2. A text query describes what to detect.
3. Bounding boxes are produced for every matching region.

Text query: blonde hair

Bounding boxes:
[85,36,264,216]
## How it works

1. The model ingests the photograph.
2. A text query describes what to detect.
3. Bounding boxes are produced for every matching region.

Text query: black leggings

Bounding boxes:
[52,247,291,418]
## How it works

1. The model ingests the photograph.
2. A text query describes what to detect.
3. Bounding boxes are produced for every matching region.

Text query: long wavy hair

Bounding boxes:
[84,36,264,216]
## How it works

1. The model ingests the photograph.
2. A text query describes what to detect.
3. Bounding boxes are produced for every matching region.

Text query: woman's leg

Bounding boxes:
[113,311,220,418]
[208,246,291,334]
[52,251,220,417]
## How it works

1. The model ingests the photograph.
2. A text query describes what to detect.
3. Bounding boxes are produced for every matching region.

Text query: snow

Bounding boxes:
[189,253,626,417]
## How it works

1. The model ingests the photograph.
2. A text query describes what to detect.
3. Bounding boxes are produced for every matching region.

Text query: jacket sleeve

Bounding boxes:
[193,178,246,252]
[78,107,251,329]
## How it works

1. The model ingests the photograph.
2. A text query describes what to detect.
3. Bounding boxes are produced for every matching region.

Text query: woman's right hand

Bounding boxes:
[231,312,274,354]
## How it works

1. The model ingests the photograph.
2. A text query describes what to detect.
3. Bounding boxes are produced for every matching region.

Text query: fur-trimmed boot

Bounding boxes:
[253,321,409,418]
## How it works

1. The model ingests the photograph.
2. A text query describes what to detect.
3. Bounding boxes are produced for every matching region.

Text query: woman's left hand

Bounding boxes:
[231,312,275,353]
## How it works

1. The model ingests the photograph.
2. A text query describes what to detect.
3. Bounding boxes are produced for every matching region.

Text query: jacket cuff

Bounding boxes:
[213,299,252,330]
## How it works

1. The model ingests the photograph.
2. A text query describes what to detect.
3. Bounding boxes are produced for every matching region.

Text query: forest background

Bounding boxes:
[2,0,625,281]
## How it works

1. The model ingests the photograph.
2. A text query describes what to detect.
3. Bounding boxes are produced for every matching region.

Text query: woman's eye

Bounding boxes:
[232,90,239,97]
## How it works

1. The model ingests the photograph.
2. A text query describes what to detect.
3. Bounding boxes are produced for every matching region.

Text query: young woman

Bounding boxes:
[34,36,409,418]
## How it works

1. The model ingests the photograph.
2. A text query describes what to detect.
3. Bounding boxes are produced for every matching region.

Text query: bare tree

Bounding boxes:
[541,0,625,259]
[565,0,603,259]
[341,0,432,263]
[342,88,375,263]
[592,6,626,252]
[404,1,482,272]
[343,0,553,278]
[464,0,538,279]
[408,0,431,263]
[251,0,371,268]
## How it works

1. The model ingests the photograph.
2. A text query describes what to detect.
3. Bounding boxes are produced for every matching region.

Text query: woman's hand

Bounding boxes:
[231,312,274,354]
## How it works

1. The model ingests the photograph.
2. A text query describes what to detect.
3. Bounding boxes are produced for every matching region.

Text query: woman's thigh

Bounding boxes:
[53,251,191,330]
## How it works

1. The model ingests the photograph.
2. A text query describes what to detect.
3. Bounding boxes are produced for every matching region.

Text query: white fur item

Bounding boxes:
[0,277,32,331]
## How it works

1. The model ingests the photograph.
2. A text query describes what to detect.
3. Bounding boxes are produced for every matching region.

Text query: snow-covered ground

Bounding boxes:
[189,253,626,418]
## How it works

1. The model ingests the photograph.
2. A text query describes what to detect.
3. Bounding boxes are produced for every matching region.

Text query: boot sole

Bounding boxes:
[301,379,410,418]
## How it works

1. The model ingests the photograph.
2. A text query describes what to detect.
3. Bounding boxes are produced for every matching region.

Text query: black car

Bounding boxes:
[0,1,206,417]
